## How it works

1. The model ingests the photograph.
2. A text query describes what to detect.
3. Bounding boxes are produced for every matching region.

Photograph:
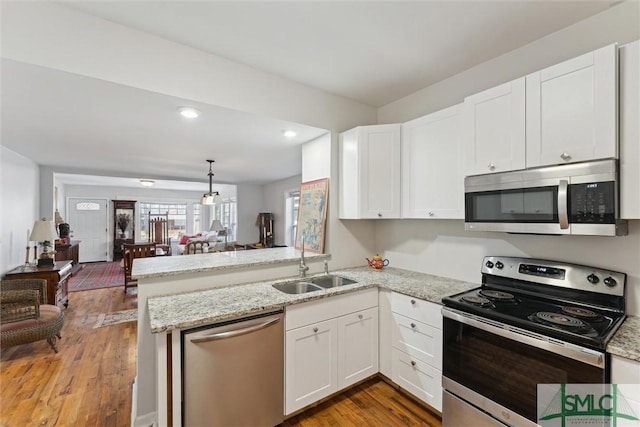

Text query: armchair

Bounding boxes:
[0,279,65,353]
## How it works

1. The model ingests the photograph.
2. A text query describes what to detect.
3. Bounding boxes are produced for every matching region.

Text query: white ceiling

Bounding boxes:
[1,1,618,190]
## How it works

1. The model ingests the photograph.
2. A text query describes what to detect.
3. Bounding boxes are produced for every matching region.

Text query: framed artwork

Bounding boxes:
[295,178,329,253]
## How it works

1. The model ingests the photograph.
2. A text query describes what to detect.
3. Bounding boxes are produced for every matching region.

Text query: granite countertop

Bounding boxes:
[607,315,640,362]
[132,246,329,279]
[146,265,640,363]
[147,266,477,333]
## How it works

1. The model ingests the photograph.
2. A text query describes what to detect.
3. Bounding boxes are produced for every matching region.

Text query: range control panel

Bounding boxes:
[481,256,626,297]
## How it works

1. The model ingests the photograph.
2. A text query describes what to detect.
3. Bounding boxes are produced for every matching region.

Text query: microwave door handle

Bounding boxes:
[558,180,569,229]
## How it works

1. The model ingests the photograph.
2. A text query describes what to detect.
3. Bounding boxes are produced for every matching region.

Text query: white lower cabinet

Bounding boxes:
[337,307,379,389]
[380,289,443,412]
[285,288,378,415]
[285,318,338,413]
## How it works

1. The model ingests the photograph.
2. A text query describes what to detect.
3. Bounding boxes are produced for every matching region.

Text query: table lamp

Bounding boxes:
[209,219,227,247]
[29,218,58,266]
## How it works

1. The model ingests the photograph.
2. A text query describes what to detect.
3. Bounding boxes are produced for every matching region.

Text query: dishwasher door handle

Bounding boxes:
[190,317,281,343]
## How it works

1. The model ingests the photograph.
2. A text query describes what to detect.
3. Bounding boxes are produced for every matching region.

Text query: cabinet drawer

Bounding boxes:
[286,288,378,330]
[391,313,442,369]
[392,348,442,411]
[389,292,442,329]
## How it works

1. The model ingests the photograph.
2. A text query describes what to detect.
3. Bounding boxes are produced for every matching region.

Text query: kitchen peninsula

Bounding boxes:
[130,247,330,426]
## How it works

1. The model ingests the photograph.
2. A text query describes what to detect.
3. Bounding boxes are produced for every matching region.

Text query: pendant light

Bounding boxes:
[202,159,222,205]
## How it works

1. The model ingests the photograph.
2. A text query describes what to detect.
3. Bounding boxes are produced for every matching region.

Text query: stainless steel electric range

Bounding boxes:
[441,256,626,427]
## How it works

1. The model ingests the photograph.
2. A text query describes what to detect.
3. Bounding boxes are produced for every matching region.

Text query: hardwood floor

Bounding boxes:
[284,379,442,427]
[0,286,138,427]
[1,285,442,427]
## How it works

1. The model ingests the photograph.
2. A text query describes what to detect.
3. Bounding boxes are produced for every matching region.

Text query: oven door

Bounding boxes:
[442,308,607,427]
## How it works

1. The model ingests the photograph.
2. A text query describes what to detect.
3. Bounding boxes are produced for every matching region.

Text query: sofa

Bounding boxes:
[176,232,230,254]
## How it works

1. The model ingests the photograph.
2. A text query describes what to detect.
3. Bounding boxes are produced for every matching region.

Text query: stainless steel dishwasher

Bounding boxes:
[181,310,284,427]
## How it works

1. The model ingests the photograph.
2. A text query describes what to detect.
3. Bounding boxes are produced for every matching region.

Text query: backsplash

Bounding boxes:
[374,219,640,316]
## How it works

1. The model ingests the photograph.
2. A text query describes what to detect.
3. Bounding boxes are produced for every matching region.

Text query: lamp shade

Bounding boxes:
[29,218,58,242]
[209,219,225,232]
[202,192,223,205]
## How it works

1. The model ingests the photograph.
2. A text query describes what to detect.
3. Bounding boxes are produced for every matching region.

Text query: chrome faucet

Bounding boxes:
[299,233,309,278]
[324,260,329,275]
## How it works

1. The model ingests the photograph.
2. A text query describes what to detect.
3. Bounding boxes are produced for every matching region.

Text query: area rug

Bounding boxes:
[69,262,124,291]
[93,309,137,329]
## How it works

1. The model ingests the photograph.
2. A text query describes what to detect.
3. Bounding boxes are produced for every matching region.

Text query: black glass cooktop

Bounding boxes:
[443,286,625,350]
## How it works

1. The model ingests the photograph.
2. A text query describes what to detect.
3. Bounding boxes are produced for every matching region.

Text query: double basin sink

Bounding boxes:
[273,274,357,294]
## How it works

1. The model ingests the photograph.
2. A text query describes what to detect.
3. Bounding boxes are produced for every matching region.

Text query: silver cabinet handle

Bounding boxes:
[410,361,416,367]
[410,323,416,329]
[560,152,571,161]
[428,211,434,217]
[377,213,382,218]
[558,179,569,230]
[191,317,280,343]
[410,299,416,305]
[313,327,318,333]
[488,163,496,171]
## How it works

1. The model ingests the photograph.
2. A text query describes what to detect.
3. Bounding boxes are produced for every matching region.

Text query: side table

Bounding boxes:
[3,260,72,308]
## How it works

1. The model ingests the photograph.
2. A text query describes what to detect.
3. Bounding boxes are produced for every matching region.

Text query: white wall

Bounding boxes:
[236,183,264,244]
[0,147,40,273]
[375,220,640,315]
[263,175,301,247]
[378,1,640,123]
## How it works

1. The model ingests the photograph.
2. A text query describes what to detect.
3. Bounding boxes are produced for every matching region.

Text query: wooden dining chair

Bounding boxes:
[123,243,156,293]
[149,213,171,256]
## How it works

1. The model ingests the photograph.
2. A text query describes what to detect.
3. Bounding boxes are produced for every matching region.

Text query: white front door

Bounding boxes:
[67,198,108,262]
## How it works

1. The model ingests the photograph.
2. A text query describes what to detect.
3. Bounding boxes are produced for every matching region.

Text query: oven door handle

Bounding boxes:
[442,307,604,368]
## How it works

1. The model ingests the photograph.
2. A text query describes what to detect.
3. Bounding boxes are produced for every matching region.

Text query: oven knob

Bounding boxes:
[587,274,599,284]
[495,261,504,269]
[485,261,494,268]
[604,277,617,287]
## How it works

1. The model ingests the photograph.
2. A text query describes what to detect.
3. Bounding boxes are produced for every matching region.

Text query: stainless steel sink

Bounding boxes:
[272,281,323,294]
[310,275,357,289]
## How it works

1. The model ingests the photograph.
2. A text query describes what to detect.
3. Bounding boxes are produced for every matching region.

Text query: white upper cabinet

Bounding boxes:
[526,44,618,168]
[339,124,401,219]
[620,40,640,219]
[402,104,464,219]
[463,77,526,176]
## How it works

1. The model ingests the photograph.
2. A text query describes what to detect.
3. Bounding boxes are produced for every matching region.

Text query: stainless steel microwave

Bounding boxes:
[464,159,628,236]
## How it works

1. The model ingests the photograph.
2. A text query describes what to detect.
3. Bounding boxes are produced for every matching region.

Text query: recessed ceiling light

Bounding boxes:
[283,130,297,138]
[177,106,201,119]
[140,179,154,187]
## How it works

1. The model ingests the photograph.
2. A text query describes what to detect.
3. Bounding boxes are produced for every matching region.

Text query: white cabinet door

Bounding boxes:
[526,44,618,168]
[337,307,379,389]
[620,40,640,219]
[402,104,464,219]
[339,124,401,219]
[463,77,526,176]
[285,318,338,414]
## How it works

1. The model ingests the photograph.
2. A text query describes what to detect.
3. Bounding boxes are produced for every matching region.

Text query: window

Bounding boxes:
[285,190,300,247]
[213,198,237,242]
[139,202,187,241]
